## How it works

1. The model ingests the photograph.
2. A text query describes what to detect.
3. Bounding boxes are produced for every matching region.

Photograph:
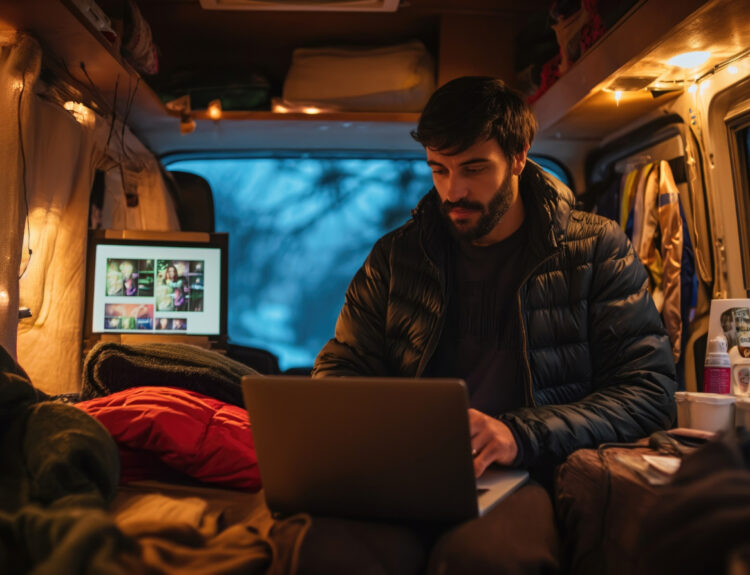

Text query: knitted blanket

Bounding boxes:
[81,342,259,406]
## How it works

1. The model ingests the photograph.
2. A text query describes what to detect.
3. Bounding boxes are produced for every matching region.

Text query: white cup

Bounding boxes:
[736,397,750,428]
[674,391,691,427]
[688,392,736,432]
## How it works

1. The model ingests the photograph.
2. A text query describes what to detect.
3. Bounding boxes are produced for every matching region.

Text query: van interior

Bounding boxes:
[2,0,750,572]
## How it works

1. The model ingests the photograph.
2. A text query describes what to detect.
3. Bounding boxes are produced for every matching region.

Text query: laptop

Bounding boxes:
[241,375,528,523]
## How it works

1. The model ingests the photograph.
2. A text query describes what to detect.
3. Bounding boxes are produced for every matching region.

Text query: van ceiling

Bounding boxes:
[9,1,749,159]
[134,0,548,98]
[122,0,551,156]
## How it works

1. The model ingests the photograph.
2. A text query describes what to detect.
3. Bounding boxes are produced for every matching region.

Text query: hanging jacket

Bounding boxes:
[313,161,676,468]
[656,161,684,362]
[627,161,684,363]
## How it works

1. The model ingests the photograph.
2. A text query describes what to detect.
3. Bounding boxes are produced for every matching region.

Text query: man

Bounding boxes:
[312,77,676,573]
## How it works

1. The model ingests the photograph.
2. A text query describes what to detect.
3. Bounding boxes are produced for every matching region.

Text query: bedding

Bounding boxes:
[0,345,309,574]
[111,481,310,575]
[76,386,262,489]
[81,341,258,406]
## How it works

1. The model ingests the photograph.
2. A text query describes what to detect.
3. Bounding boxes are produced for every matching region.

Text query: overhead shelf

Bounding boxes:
[1,0,422,152]
[8,0,748,153]
[1,0,166,135]
[531,0,747,140]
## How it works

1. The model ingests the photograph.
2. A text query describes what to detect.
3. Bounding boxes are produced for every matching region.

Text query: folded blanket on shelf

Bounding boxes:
[81,342,259,406]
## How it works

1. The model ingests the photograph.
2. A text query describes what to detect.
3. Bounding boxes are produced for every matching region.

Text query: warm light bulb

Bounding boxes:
[728,65,739,74]
[668,51,711,69]
[207,99,222,120]
[302,106,321,115]
[614,90,623,105]
[63,101,95,127]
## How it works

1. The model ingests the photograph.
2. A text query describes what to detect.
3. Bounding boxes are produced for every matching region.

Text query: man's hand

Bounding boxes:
[468,409,518,478]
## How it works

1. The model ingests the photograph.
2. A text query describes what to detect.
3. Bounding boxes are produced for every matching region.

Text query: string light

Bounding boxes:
[614,90,623,106]
[64,101,95,127]
[207,99,222,120]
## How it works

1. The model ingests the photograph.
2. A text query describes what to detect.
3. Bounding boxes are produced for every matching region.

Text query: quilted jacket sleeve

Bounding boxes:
[313,235,393,377]
[500,217,677,468]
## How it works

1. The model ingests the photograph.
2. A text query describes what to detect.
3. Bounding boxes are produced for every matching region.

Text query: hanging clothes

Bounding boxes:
[619,168,640,230]
[595,152,696,376]
[656,161,684,363]
[634,164,664,310]
[624,161,683,363]
[631,165,657,269]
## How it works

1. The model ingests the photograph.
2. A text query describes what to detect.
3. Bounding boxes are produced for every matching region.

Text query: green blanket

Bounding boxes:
[0,346,136,574]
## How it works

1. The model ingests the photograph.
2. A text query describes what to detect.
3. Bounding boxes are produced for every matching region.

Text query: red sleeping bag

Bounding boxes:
[76,386,261,489]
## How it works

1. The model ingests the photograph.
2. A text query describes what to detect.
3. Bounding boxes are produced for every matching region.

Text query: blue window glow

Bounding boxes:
[532,156,572,188]
[170,158,432,370]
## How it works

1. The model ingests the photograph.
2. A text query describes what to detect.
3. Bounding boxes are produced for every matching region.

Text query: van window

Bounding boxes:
[531,156,572,189]
[169,157,431,369]
[169,154,568,369]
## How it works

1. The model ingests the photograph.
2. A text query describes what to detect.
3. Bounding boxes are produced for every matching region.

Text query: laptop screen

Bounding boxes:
[85,231,228,338]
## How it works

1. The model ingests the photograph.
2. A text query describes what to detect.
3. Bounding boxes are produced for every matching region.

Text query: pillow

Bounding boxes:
[282,40,435,112]
[76,386,261,489]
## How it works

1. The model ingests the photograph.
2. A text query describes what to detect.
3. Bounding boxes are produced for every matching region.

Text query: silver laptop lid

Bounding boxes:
[242,375,482,522]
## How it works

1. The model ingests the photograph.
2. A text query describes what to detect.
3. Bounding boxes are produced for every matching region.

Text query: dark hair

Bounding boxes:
[411,76,536,158]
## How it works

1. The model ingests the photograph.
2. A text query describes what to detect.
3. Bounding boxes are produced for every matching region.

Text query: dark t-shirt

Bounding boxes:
[425,222,528,415]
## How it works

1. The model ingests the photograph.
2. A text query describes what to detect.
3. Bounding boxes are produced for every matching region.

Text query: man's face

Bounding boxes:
[722,313,735,332]
[426,138,526,245]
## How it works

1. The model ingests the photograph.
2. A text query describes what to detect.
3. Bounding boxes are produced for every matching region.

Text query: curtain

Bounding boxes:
[0,33,40,362]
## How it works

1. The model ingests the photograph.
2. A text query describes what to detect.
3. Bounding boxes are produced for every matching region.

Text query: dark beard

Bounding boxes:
[439,175,513,243]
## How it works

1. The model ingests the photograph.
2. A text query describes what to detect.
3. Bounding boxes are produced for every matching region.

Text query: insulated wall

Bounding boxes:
[6,34,179,394]
[0,33,39,362]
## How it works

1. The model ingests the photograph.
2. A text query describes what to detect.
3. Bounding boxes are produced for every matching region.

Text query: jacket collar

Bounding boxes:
[412,160,575,263]
[519,160,574,257]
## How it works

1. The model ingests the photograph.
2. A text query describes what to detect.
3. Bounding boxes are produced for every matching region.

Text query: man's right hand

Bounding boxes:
[468,408,518,477]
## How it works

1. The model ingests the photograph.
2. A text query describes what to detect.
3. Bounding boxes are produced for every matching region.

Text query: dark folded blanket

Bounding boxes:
[81,342,259,406]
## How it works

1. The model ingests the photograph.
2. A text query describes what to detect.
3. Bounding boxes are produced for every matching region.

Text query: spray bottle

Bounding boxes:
[704,335,731,394]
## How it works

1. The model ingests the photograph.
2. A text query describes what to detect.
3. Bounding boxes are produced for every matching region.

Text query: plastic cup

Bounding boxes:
[674,391,691,427]
[688,392,736,432]
[736,397,750,428]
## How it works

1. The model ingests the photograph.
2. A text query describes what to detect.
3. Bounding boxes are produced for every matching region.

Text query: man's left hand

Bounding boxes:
[468,409,518,478]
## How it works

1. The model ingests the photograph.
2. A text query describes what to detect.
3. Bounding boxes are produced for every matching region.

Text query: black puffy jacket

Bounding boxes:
[313,161,677,467]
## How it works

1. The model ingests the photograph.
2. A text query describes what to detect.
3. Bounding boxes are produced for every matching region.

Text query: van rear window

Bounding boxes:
[169,158,432,369]
[168,155,569,369]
